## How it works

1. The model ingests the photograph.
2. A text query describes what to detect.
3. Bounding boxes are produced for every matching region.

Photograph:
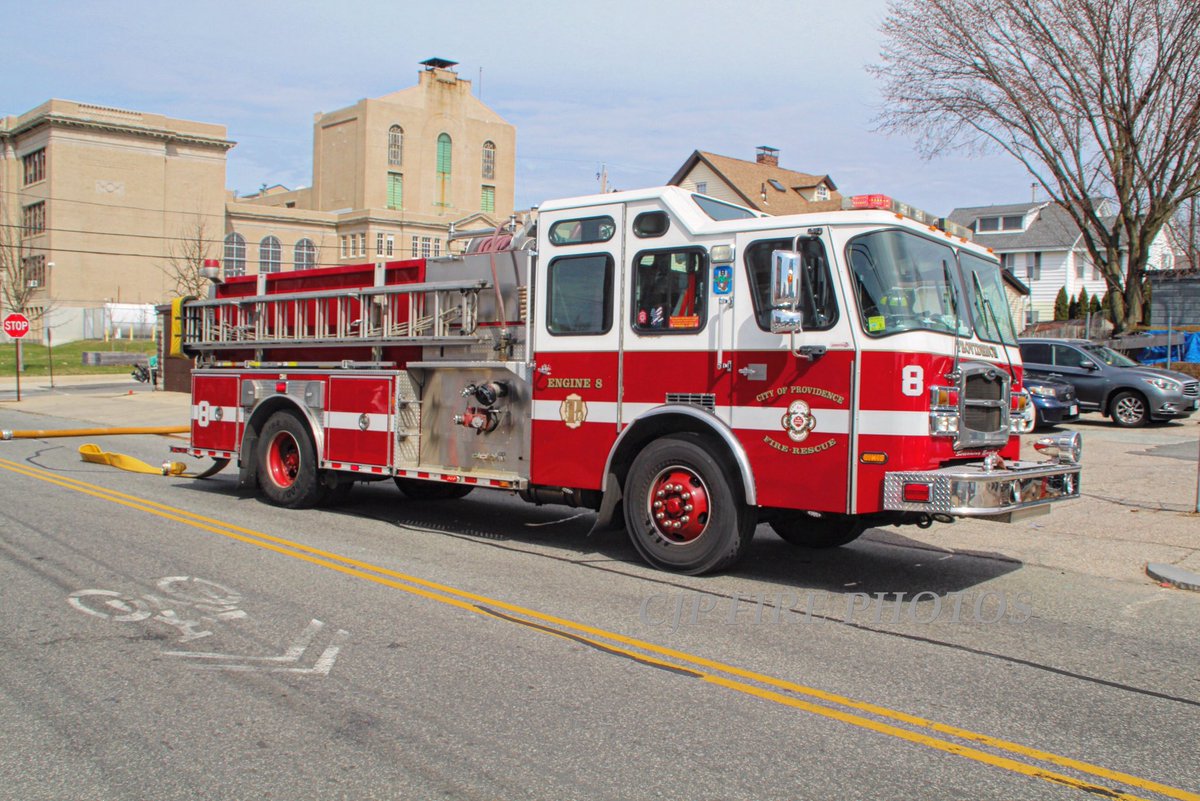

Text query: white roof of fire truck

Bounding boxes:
[538,185,994,259]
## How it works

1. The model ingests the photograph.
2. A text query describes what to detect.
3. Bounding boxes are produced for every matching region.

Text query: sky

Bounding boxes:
[2,0,1042,216]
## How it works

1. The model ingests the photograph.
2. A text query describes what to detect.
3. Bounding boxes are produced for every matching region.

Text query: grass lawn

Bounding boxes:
[0,338,158,377]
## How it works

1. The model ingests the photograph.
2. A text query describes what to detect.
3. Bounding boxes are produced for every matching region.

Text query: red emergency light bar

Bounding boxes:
[850,194,894,210]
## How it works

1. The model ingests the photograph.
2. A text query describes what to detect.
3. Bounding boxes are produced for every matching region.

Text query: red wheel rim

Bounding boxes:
[266,431,300,488]
[647,467,710,543]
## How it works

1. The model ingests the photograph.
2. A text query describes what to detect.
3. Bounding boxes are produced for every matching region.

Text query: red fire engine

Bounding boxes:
[173,187,1081,574]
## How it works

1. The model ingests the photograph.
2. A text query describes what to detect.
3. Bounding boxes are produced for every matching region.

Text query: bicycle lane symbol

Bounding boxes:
[68,576,247,643]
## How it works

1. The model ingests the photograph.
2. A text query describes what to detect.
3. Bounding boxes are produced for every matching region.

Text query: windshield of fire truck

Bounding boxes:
[959,251,1018,346]
[847,229,967,338]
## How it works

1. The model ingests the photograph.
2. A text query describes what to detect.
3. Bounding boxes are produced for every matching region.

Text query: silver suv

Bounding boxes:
[1018,338,1199,427]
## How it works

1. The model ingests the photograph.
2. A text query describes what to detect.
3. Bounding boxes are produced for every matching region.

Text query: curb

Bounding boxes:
[1146,563,1200,592]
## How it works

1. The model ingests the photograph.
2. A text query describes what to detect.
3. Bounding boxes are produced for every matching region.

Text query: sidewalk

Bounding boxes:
[0,374,191,429]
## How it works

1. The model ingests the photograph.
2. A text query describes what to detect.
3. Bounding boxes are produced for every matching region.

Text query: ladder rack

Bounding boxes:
[182,278,489,352]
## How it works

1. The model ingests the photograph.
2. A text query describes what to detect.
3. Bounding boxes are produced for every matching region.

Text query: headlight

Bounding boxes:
[1142,376,1180,391]
[1027,385,1057,398]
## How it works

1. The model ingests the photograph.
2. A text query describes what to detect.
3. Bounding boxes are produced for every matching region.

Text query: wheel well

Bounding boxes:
[238,398,322,489]
[1105,387,1145,413]
[604,409,755,506]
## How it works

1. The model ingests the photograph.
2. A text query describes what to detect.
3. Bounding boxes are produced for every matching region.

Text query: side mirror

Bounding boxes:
[1080,360,1098,371]
[769,250,803,333]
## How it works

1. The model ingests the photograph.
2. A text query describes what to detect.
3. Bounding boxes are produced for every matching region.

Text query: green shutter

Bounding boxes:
[481,185,495,213]
[388,173,403,210]
[436,134,452,175]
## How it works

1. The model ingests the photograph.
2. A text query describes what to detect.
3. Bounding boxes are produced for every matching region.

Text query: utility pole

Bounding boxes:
[596,164,609,194]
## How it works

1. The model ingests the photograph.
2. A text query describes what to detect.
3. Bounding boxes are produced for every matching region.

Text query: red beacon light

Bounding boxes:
[850,194,894,210]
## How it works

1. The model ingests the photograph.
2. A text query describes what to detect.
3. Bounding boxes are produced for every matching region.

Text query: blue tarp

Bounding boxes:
[1138,330,1200,365]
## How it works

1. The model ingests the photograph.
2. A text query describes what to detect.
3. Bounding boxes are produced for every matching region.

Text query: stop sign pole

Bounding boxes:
[3,312,31,402]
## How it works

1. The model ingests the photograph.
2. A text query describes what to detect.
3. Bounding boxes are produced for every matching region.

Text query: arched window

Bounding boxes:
[260,235,281,273]
[388,125,403,166]
[224,232,246,278]
[294,238,316,270]
[436,133,452,207]
[482,140,496,180]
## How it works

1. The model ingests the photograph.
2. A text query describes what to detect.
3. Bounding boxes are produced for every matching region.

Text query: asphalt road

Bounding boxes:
[0,404,1197,801]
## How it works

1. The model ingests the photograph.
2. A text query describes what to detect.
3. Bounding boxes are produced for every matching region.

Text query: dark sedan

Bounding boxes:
[1023,376,1079,429]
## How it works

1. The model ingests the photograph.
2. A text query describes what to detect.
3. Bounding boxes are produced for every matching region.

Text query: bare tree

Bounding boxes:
[161,214,217,298]
[0,196,50,324]
[872,0,1200,331]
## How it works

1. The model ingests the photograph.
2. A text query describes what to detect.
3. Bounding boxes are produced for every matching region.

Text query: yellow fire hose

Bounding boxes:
[0,425,227,479]
[2,426,189,440]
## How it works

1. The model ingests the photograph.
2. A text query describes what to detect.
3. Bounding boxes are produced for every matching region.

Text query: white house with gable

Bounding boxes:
[947,200,1177,326]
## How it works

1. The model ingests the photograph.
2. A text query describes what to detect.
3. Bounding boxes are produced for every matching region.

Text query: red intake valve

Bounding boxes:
[454,407,500,434]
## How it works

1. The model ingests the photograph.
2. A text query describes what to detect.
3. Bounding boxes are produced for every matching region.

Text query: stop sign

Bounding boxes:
[3,313,30,339]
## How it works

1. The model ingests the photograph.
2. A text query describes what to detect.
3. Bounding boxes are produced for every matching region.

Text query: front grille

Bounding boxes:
[957,363,1010,449]
[965,372,1005,401]
[1184,381,1198,398]
[964,406,1003,431]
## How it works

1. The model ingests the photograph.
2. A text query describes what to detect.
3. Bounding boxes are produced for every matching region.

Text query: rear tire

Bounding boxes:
[770,513,865,548]
[393,478,474,500]
[623,434,754,575]
[257,410,326,508]
[1110,391,1148,427]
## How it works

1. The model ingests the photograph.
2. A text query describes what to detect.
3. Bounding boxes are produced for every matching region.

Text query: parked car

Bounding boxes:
[1022,376,1080,429]
[1018,338,1200,427]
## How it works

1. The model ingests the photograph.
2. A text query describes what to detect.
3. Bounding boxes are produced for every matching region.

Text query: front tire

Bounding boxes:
[623,434,754,574]
[257,410,326,508]
[1110,391,1148,427]
[771,513,865,548]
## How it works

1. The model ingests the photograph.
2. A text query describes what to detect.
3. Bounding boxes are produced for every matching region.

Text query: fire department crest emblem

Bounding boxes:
[781,399,817,442]
[560,393,587,429]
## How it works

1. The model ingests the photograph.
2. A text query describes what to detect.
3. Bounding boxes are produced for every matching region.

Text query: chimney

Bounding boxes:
[756,146,779,167]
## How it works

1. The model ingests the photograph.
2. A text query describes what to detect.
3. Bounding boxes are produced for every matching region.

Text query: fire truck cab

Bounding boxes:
[177,186,1080,574]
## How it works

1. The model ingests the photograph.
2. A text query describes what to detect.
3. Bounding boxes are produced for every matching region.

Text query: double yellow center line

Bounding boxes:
[1,454,1193,801]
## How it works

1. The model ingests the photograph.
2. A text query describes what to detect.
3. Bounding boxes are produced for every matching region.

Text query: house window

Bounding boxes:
[1026,309,1040,325]
[1075,259,1084,278]
[433,239,440,257]
[23,254,46,287]
[481,185,495,213]
[1025,252,1042,281]
[436,133,452,207]
[23,149,45,185]
[260,236,282,273]
[386,235,394,257]
[224,233,246,277]
[815,184,830,201]
[357,233,366,257]
[978,215,1024,232]
[421,236,432,258]
[482,141,495,180]
[411,236,419,257]
[294,238,316,270]
[377,233,385,256]
[387,172,403,210]
[22,202,46,236]
[388,125,404,166]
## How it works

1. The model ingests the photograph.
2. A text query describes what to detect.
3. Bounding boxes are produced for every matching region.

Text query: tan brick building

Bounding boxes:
[0,100,233,339]
[228,58,516,277]
[0,59,516,342]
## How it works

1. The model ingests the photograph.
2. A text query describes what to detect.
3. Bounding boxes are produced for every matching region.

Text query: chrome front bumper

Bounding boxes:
[882,459,1081,522]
